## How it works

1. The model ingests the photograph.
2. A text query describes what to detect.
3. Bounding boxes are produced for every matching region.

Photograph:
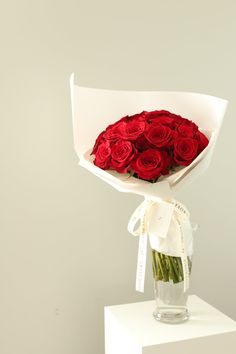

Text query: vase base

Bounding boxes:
[153,307,189,324]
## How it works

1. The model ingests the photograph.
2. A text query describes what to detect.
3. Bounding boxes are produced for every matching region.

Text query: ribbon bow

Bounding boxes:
[128,197,191,293]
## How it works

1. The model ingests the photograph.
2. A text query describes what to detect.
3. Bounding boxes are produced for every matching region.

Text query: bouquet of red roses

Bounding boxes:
[70,75,228,322]
[92,110,209,183]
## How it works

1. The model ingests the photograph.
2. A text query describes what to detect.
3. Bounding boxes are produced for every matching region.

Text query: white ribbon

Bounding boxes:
[128,198,191,293]
[171,200,190,292]
[128,198,155,292]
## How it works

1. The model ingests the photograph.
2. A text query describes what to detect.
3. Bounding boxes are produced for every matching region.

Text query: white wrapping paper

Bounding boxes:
[70,74,227,198]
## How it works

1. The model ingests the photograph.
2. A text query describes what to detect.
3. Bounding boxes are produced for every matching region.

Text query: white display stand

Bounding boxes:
[104,295,236,354]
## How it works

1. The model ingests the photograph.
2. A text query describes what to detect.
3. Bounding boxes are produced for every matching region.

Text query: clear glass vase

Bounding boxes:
[152,250,192,324]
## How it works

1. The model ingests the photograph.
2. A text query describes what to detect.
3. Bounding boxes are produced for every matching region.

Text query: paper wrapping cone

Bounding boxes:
[70,74,228,199]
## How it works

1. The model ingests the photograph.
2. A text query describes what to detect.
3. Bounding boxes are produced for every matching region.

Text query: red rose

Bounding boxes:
[145,123,176,148]
[177,122,198,138]
[131,149,165,181]
[173,115,189,126]
[94,141,111,169]
[144,110,177,127]
[174,138,199,166]
[104,121,123,141]
[111,140,137,173]
[177,124,198,138]
[91,131,105,154]
[135,135,154,151]
[161,150,173,175]
[153,115,175,126]
[120,119,146,140]
[196,131,209,153]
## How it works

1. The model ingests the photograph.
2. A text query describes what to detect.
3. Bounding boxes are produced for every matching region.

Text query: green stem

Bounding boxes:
[176,257,183,282]
[170,257,181,282]
[152,250,158,281]
[167,256,178,283]
[157,252,168,282]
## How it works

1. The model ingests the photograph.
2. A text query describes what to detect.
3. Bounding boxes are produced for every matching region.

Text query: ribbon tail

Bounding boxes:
[127,200,146,237]
[132,197,152,292]
[173,207,190,293]
[181,256,190,292]
[135,233,148,292]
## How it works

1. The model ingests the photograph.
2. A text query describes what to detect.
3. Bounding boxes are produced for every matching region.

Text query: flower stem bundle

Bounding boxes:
[152,249,192,284]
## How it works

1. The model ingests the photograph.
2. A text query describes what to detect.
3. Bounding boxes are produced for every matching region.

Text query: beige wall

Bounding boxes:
[0,1,236,354]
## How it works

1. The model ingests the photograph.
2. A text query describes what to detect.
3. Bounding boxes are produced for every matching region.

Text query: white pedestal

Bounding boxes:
[104,295,236,354]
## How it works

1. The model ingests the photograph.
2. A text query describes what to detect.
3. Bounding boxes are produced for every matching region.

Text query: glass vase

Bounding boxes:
[152,249,192,324]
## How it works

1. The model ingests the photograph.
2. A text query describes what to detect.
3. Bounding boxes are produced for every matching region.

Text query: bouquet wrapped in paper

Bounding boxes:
[70,74,227,323]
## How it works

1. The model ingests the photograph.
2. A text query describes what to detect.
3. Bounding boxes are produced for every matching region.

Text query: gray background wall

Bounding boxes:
[0,1,235,354]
